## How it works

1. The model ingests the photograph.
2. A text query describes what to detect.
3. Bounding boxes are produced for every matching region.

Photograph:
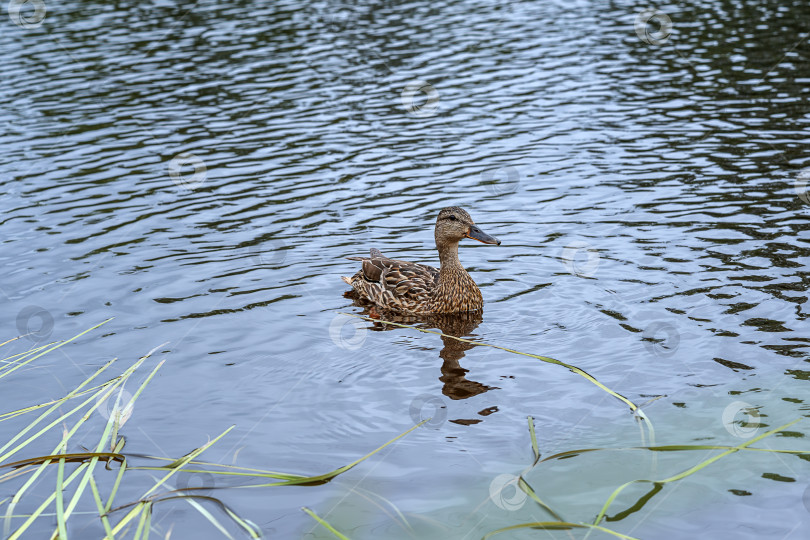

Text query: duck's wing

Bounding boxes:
[343,250,438,311]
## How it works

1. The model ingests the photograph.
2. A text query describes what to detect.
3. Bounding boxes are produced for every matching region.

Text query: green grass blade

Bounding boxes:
[142,504,152,540]
[0,319,112,381]
[218,503,261,538]
[141,426,234,498]
[133,502,151,540]
[482,521,639,540]
[0,335,25,348]
[105,458,128,513]
[242,420,426,488]
[107,504,144,539]
[517,477,565,522]
[303,507,350,540]
[129,465,306,481]
[1,452,125,470]
[88,475,115,539]
[183,498,235,540]
[527,416,540,466]
[0,342,54,375]
[539,444,810,464]
[0,379,124,423]
[130,459,306,481]
[55,452,68,540]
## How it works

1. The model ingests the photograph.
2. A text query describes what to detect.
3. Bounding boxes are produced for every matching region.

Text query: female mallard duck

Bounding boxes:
[342,207,500,314]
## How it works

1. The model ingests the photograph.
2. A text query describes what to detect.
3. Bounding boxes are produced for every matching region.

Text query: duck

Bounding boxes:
[342,207,500,314]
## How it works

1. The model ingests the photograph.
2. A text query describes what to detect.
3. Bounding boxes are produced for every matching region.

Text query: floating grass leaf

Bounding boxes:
[55,449,67,540]
[527,416,540,466]
[482,521,639,540]
[303,507,351,540]
[184,497,236,540]
[88,474,115,538]
[517,476,566,523]
[540,443,810,463]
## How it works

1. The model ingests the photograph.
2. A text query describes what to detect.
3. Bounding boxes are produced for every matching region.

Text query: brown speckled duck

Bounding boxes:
[342,207,500,314]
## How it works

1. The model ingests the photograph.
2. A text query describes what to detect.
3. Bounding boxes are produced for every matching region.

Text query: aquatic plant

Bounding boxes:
[0,321,422,539]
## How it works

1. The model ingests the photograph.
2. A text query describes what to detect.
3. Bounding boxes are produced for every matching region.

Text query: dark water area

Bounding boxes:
[1,0,809,538]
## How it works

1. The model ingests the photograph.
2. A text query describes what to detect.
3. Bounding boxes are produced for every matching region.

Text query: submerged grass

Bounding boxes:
[480,416,808,540]
[303,507,351,540]
[3,318,806,539]
[0,322,423,539]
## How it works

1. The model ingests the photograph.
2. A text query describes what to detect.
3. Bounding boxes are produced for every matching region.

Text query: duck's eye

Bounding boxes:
[447,215,457,221]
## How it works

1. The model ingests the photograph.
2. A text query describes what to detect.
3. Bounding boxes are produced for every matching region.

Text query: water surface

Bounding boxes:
[1,0,809,538]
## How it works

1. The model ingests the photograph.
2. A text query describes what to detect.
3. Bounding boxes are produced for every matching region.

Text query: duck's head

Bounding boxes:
[435,206,500,248]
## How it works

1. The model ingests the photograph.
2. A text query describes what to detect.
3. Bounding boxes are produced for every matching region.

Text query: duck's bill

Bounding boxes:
[466,225,501,245]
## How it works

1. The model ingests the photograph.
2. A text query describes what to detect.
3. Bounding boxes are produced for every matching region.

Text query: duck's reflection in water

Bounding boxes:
[345,295,497,405]
[432,311,497,401]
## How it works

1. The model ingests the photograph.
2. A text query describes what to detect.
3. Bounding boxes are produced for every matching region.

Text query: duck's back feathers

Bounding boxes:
[343,249,439,313]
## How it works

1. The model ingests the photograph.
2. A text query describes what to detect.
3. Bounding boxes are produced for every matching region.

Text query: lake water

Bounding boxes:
[1,0,809,538]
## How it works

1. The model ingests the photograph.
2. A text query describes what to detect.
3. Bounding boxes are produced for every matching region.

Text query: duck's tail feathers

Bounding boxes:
[346,249,384,262]
[341,276,352,285]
